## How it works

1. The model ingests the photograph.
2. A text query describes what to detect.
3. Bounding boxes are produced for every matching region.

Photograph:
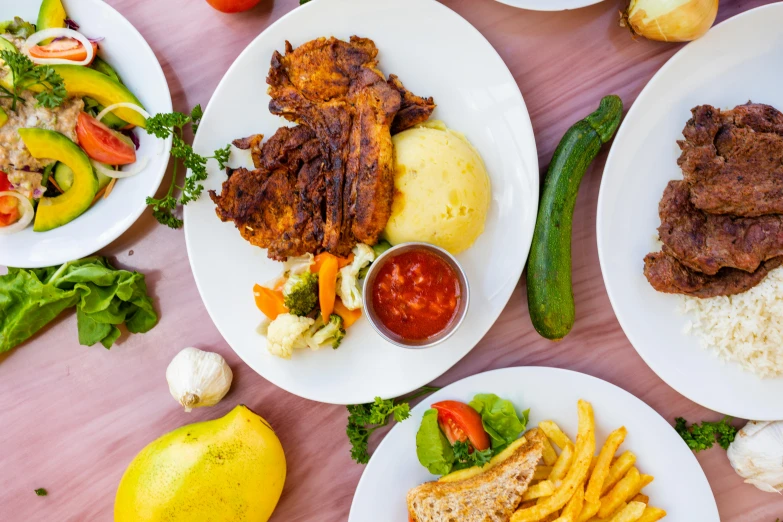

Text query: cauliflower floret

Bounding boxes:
[265,313,315,359]
[336,244,376,310]
[305,314,346,350]
[283,253,315,276]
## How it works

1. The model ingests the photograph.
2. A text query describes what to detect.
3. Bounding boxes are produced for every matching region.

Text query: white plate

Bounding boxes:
[493,0,604,11]
[597,4,783,420]
[349,367,718,521]
[0,0,172,268]
[184,0,539,404]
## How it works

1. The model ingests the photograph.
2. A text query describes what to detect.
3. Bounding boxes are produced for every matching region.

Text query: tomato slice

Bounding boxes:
[0,171,19,226]
[432,400,490,451]
[28,38,98,63]
[76,112,136,165]
[0,205,19,226]
[0,171,12,192]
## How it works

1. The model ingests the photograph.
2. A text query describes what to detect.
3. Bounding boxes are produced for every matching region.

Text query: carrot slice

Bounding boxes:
[312,252,354,273]
[253,284,288,320]
[319,254,339,319]
[334,298,362,328]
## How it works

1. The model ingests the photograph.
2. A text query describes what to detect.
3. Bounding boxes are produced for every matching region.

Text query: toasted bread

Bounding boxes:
[407,429,545,522]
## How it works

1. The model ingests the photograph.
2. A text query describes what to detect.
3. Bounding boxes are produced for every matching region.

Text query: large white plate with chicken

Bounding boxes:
[184,0,539,404]
[349,367,718,522]
[597,4,783,419]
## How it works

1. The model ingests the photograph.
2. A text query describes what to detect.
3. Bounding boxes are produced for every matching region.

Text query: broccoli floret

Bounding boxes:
[372,240,393,257]
[283,271,319,316]
[311,314,346,349]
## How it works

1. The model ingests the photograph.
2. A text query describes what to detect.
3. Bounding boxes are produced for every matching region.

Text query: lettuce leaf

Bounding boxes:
[0,17,36,39]
[0,257,157,352]
[416,409,454,476]
[469,393,528,450]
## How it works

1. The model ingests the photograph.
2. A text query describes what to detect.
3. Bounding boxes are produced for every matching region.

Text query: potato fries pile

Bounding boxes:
[511,400,666,522]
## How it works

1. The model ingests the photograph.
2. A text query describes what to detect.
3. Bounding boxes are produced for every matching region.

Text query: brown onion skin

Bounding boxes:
[625,0,719,42]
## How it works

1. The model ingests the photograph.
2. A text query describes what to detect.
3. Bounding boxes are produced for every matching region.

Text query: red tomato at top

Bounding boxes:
[432,400,490,451]
[206,0,262,13]
[76,112,136,166]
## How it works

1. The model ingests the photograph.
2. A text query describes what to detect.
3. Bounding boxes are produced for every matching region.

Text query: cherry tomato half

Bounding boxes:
[432,400,490,451]
[0,172,19,227]
[28,38,98,63]
[206,0,262,13]
[76,112,136,165]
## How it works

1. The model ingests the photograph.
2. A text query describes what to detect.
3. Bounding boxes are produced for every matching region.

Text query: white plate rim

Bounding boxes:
[184,0,539,404]
[492,0,604,11]
[596,3,783,419]
[348,366,719,521]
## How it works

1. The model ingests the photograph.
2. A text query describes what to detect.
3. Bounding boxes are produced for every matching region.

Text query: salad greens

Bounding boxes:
[675,416,738,452]
[0,257,157,353]
[416,393,529,476]
[0,51,66,110]
[0,17,36,38]
[144,107,230,229]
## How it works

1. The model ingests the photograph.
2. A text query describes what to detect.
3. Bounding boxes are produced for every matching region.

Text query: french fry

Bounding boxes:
[512,400,596,522]
[627,474,654,499]
[608,501,646,522]
[521,480,555,501]
[598,467,641,518]
[438,436,529,483]
[518,500,537,509]
[560,483,585,520]
[588,455,599,476]
[577,500,600,522]
[585,427,627,503]
[550,443,575,482]
[540,420,574,450]
[542,435,559,466]
[631,494,649,504]
[636,506,667,522]
[601,451,636,495]
[534,466,554,481]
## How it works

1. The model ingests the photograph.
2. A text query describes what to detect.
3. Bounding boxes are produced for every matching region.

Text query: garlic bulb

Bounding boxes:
[621,0,719,43]
[166,347,233,412]
[727,421,783,493]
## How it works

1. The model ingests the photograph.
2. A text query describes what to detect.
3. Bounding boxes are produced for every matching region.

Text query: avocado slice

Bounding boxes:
[0,107,7,127]
[29,66,146,128]
[19,129,98,232]
[0,36,17,91]
[36,0,67,44]
[90,57,123,84]
[54,162,111,192]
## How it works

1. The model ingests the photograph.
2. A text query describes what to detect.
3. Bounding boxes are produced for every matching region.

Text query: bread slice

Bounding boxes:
[407,429,545,522]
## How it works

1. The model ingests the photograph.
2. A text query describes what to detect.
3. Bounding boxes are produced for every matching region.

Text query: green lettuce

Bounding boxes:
[0,257,157,352]
[469,393,529,450]
[416,409,454,476]
[0,17,36,39]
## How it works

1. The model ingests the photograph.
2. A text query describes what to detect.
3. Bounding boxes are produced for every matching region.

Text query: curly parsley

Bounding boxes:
[0,51,66,111]
[144,107,230,228]
[452,440,492,468]
[34,488,47,497]
[675,416,738,452]
[347,386,440,464]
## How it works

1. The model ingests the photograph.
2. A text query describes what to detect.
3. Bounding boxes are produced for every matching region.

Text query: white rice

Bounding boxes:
[681,267,783,378]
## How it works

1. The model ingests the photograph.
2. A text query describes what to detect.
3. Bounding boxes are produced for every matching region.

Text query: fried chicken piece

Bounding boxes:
[388,74,436,134]
[678,103,783,216]
[643,251,783,298]
[658,180,783,275]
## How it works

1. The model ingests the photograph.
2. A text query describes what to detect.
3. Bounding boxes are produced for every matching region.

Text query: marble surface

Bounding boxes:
[2,0,782,520]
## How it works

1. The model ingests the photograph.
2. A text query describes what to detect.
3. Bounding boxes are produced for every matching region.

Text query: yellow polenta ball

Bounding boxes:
[384,121,491,254]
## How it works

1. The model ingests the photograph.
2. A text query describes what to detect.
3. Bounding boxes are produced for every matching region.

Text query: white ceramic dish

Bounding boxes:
[349,367,719,521]
[184,0,539,404]
[597,4,783,420]
[493,0,604,11]
[0,0,172,268]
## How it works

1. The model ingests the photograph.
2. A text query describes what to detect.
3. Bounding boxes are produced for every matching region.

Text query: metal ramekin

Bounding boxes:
[362,242,470,349]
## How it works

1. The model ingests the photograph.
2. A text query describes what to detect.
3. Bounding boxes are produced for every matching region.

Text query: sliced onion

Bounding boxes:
[91,158,149,179]
[22,28,95,66]
[96,102,150,124]
[0,191,34,235]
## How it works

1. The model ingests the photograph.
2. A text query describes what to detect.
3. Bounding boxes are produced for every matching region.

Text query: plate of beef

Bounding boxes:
[597,3,783,419]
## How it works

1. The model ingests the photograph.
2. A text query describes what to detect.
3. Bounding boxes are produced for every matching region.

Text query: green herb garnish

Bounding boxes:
[144,109,230,228]
[453,440,493,468]
[0,51,66,111]
[34,488,47,497]
[347,386,440,464]
[674,416,738,452]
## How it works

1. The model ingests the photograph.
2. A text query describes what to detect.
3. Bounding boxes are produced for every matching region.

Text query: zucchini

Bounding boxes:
[526,95,623,340]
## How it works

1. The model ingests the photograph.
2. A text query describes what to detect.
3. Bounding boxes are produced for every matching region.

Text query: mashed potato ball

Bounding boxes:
[384,121,491,254]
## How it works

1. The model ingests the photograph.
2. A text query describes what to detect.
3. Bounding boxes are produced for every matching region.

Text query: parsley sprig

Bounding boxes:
[453,440,493,468]
[347,385,440,464]
[674,416,738,452]
[0,51,66,111]
[145,105,230,228]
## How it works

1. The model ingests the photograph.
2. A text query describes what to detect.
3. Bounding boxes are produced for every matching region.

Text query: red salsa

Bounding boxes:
[371,249,461,341]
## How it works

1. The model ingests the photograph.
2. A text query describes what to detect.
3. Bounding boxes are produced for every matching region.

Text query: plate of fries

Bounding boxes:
[349,367,718,521]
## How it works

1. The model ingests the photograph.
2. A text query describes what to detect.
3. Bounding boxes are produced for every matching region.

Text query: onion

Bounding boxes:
[96,102,150,124]
[0,191,34,235]
[621,0,718,42]
[91,158,149,179]
[22,28,95,65]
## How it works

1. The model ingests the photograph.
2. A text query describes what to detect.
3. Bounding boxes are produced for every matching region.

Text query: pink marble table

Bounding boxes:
[2,0,782,520]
